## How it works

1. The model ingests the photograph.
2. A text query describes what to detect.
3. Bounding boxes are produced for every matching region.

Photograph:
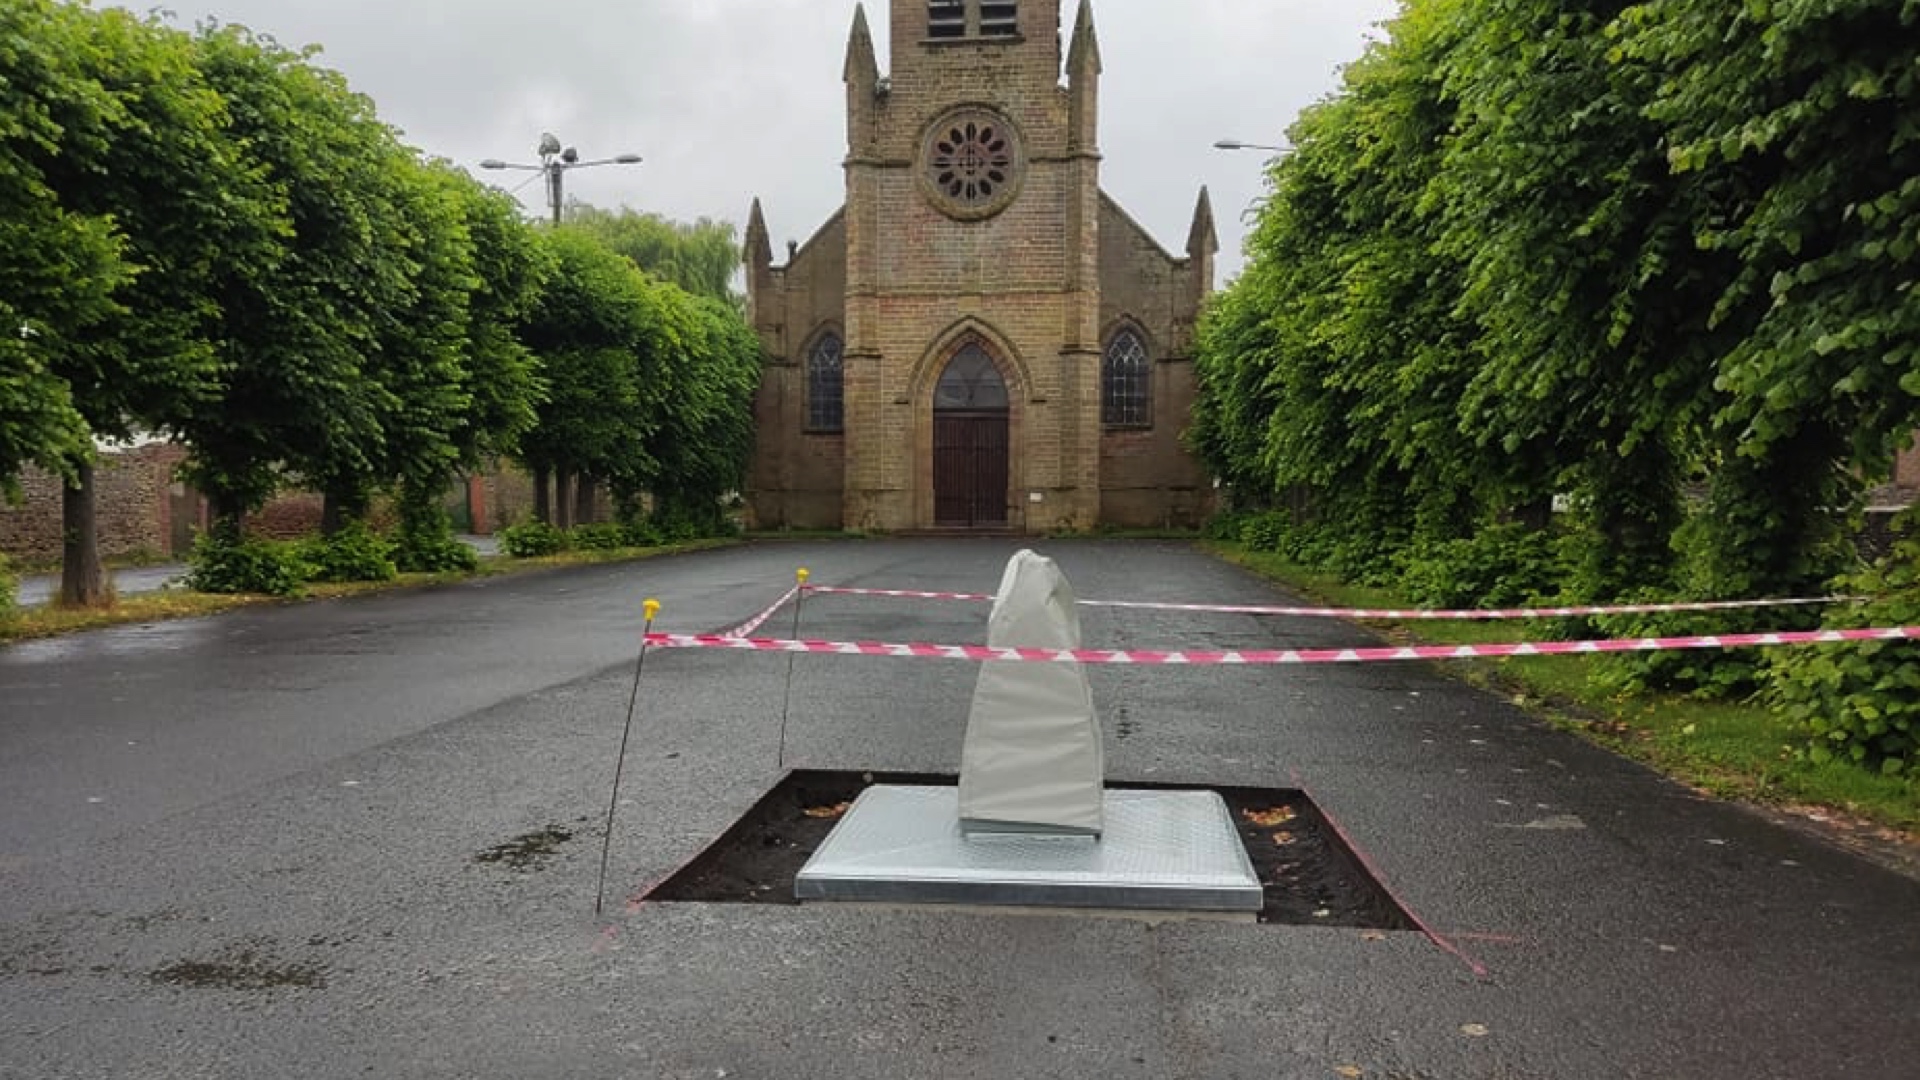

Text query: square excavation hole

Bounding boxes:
[639,770,1414,930]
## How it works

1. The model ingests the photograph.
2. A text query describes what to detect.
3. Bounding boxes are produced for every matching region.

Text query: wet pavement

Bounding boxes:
[1,539,1915,1079]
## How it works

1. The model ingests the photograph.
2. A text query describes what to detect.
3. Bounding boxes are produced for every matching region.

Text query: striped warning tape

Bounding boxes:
[800,584,1854,620]
[646,626,1920,666]
[722,585,800,639]
[805,586,994,602]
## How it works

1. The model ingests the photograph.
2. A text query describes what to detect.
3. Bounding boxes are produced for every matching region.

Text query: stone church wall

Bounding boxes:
[1095,197,1213,528]
[748,214,849,530]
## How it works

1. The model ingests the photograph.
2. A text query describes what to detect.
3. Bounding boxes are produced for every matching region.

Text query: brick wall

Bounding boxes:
[0,443,189,562]
[747,213,850,530]
[1096,195,1214,528]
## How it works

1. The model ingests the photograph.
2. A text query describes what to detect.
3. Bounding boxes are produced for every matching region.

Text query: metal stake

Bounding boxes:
[595,599,660,916]
[776,569,809,772]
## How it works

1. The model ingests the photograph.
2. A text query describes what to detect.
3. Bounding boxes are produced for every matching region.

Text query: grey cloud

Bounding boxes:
[125,0,1397,282]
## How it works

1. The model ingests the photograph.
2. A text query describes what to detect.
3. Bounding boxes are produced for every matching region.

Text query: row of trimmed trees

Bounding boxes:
[1,2,759,605]
[1192,0,1918,769]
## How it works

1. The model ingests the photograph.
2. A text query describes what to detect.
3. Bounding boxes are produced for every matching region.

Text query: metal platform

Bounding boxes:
[795,785,1263,912]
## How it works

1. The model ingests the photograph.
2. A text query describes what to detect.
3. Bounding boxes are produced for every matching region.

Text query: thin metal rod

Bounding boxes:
[595,602,659,916]
[775,570,809,772]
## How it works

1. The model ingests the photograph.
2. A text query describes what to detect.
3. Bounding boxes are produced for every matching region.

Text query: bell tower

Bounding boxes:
[839,0,1104,531]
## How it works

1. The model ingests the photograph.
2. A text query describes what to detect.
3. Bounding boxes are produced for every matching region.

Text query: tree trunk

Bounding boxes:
[532,465,551,525]
[321,494,346,537]
[555,467,574,529]
[575,475,596,525]
[208,490,247,542]
[59,460,109,608]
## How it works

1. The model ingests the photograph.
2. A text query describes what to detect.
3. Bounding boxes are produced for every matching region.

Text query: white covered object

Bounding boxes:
[958,550,1105,836]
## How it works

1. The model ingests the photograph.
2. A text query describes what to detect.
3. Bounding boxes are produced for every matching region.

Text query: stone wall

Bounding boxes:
[1095,194,1214,528]
[1,448,544,564]
[746,213,850,530]
[0,443,189,563]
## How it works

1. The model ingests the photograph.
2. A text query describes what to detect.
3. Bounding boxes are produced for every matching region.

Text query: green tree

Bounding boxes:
[643,292,761,530]
[517,228,659,526]
[176,25,403,535]
[36,7,275,605]
[1623,0,1920,600]
[566,204,741,304]
[1427,0,1731,600]
[0,0,126,500]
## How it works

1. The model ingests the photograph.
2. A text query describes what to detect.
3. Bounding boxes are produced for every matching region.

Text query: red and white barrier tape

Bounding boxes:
[647,626,1919,666]
[805,586,994,602]
[722,585,800,639]
[801,584,1854,621]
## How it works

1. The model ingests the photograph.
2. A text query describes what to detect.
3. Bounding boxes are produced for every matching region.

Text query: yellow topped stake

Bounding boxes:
[797,568,810,585]
[643,598,661,623]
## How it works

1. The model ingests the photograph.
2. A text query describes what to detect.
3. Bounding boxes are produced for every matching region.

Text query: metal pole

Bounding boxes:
[595,598,661,916]
[548,163,563,226]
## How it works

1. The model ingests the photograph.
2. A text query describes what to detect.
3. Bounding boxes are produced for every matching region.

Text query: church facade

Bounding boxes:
[743,0,1216,532]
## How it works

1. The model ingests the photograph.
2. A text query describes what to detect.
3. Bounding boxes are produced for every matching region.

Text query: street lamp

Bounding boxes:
[1213,139,1291,154]
[480,132,643,226]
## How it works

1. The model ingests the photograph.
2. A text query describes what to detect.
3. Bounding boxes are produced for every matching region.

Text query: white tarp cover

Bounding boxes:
[958,550,1105,836]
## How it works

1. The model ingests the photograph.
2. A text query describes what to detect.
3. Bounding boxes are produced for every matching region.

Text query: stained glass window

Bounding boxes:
[935,343,1009,411]
[807,333,844,432]
[1102,329,1150,427]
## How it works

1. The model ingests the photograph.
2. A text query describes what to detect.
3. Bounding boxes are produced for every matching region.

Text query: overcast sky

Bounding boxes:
[124,0,1398,285]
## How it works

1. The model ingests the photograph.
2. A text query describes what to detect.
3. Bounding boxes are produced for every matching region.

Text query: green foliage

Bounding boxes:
[565,204,740,303]
[0,0,127,495]
[517,228,759,532]
[0,553,16,617]
[1237,511,1292,553]
[391,496,478,574]
[643,292,761,530]
[1192,0,1918,753]
[1397,524,1565,610]
[498,521,568,558]
[1768,533,1920,774]
[187,529,307,597]
[619,520,666,548]
[566,523,627,551]
[299,521,397,584]
[1201,510,1255,542]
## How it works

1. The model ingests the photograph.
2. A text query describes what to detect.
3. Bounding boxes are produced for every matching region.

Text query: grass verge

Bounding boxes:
[1211,543,1920,843]
[0,538,738,644]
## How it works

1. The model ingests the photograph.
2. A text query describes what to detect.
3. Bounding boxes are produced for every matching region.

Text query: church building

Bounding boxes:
[743,0,1216,532]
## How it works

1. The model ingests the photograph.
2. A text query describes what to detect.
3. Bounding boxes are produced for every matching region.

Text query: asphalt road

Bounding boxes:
[2,539,1915,1079]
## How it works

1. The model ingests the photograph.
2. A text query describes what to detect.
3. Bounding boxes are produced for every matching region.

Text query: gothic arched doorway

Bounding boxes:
[932,343,1010,527]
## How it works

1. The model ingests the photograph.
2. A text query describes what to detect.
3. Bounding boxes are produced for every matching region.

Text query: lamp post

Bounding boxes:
[1212,139,1291,154]
[480,132,643,226]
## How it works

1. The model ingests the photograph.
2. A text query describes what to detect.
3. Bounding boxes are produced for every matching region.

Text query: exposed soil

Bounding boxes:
[643,770,1414,929]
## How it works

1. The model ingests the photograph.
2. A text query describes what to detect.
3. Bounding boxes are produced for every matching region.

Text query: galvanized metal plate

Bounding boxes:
[795,785,1262,912]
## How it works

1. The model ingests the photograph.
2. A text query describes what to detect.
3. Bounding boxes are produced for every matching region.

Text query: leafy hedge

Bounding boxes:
[298,521,396,584]
[1396,524,1561,610]
[187,531,309,597]
[498,521,568,557]
[1768,536,1920,775]
[1187,0,1920,777]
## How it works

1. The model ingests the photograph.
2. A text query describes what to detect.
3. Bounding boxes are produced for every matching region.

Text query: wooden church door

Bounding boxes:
[932,344,1010,527]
